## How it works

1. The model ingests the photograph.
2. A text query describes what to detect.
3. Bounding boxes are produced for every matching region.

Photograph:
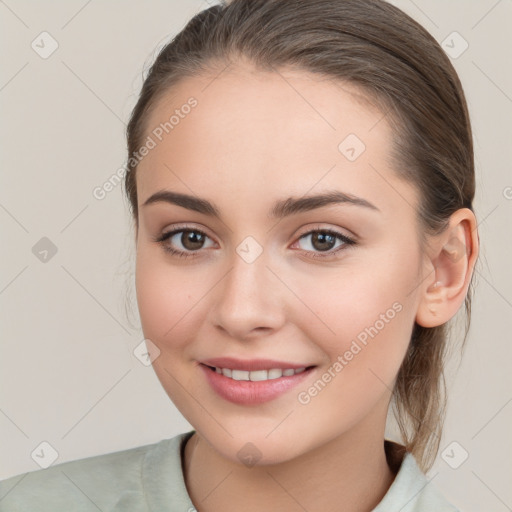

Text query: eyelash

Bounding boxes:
[153,224,357,260]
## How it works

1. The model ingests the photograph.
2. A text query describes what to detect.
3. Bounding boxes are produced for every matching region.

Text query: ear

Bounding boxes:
[415,208,479,328]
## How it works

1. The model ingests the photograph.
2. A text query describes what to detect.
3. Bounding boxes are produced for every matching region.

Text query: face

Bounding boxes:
[134,61,428,465]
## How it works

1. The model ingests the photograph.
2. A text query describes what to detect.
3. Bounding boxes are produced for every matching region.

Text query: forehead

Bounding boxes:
[135,63,418,219]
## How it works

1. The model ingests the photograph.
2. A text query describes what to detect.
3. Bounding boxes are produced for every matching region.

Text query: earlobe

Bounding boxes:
[415,208,479,328]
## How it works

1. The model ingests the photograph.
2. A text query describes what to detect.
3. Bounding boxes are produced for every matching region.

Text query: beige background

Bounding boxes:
[1,0,511,509]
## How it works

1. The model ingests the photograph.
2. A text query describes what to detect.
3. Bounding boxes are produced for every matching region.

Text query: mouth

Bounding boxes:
[202,364,315,382]
[199,362,317,405]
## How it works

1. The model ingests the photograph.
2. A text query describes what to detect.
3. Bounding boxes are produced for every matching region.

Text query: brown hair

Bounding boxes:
[123,0,477,472]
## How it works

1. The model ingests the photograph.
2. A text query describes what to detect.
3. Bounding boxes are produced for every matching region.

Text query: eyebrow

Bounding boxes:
[141,189,380,218]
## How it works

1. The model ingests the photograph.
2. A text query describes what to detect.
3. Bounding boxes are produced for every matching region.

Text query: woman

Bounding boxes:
[0,0,479,510]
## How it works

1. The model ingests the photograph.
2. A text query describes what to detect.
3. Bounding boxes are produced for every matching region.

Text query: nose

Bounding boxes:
[209,247,287,341]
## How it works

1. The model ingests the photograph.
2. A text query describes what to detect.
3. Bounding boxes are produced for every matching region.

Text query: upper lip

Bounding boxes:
[200,357,314,372]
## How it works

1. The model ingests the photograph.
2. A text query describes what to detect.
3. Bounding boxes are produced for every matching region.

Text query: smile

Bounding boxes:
[209,366,307,381]
[200,363,316,405]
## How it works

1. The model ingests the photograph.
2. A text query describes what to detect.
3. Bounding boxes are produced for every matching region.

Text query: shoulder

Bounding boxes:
[374,442,460,512]
[0,431,193,512]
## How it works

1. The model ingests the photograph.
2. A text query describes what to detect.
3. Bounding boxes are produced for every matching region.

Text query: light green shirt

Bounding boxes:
[0,430,458,511]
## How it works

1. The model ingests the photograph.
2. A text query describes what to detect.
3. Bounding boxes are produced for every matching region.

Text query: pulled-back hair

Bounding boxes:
[124,0,476,472]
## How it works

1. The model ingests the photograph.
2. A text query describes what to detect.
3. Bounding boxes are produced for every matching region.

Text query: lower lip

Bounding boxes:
[199,363,316,405]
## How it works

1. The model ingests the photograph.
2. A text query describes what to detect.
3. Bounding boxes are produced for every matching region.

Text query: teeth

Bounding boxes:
[213,366,307,381]
[232,369,250,380]
[247,370,268,382]
[268,368,283,379]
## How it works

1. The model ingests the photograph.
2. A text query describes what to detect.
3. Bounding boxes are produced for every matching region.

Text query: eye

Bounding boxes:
[292,227,356,259]
[153,226,215,259]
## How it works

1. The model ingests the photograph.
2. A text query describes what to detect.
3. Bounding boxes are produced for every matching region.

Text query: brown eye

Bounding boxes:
[309,232,337,252]
[155,227,215,258]
[180,230,207,251]
[294,228,356,260]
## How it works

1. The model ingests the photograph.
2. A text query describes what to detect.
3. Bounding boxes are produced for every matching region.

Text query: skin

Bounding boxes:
[133,60,479,512]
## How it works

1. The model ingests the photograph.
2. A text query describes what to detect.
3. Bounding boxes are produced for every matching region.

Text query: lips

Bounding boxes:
[198,356,317,405]
[199,362,316,405]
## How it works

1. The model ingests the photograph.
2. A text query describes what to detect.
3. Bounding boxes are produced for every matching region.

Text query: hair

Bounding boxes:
[123,0,477,472]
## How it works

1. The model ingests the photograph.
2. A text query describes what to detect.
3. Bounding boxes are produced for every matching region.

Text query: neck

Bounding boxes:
[183,414,399,512]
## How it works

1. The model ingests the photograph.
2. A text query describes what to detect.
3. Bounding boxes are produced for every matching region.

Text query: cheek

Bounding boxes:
[291,263,415,383]
[290,271,414,432]
[135,253,205,350]
[134,256,210,411]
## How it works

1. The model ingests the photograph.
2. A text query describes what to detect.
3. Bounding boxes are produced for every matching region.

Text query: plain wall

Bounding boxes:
[1,1,511,510]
